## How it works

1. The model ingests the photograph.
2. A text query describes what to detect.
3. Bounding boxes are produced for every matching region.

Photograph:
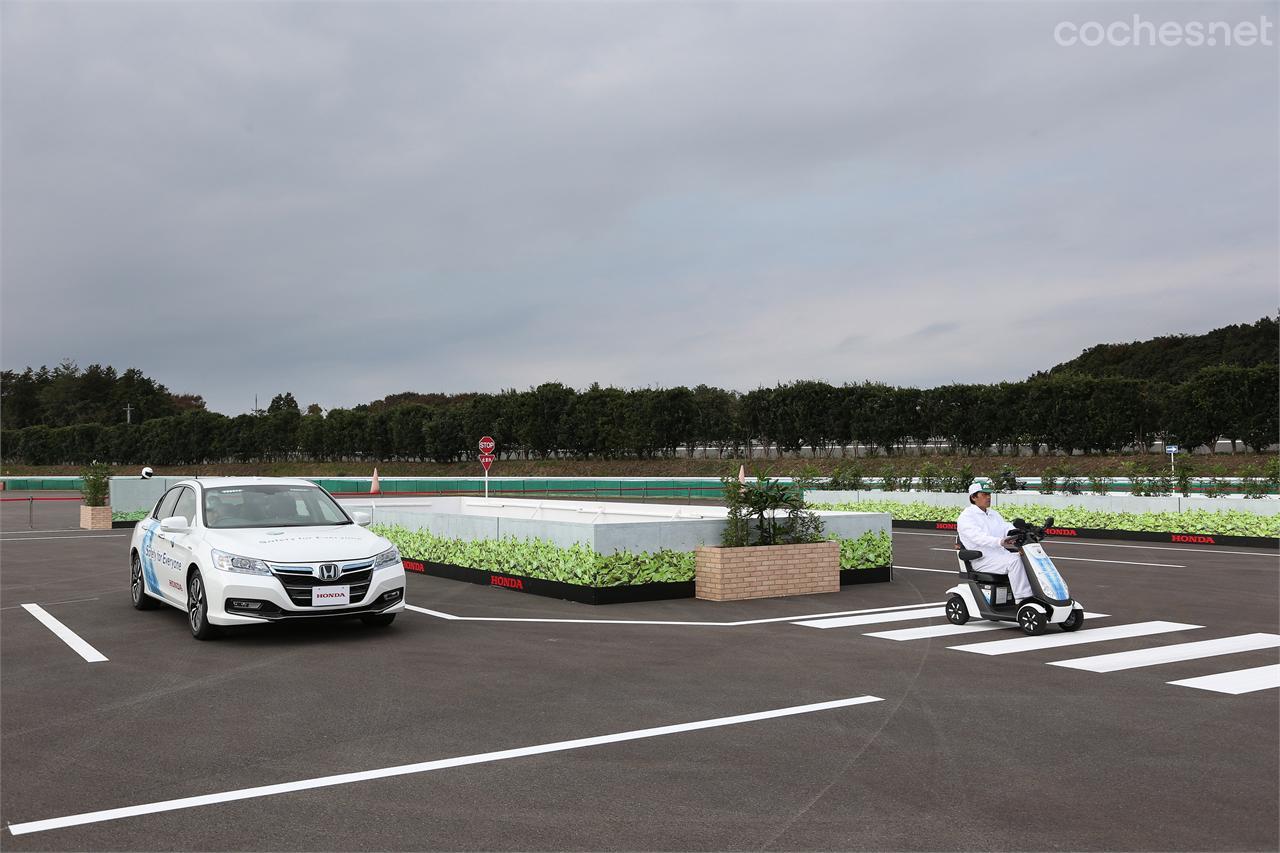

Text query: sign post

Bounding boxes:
[1166,444,1179,474]
[479,436,496,498]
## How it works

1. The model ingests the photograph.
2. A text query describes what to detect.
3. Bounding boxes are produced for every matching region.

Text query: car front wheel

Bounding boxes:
[187,569,219,640]
[131,553,157,610]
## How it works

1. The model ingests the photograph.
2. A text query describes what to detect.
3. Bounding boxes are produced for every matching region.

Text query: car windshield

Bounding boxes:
[203,485,351,529]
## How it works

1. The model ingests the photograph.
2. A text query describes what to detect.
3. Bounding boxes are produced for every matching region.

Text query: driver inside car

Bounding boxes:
[956,482,1034,604]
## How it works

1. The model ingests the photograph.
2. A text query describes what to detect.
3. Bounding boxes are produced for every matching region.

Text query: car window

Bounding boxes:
[172,488,197,527]
[203,485,351,529]
[152,488,182,521]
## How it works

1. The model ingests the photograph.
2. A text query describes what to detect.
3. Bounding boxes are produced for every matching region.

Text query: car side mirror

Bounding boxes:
[160,515,191,533]
[351,511,372,527]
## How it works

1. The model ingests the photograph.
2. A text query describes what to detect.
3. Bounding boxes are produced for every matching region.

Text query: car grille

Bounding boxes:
[270,559,374,607]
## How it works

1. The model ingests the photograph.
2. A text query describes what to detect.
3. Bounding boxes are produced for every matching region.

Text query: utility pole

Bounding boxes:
[124,403,133,424]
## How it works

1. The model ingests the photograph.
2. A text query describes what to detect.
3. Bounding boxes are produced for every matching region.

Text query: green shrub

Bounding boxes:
[111,509,149,521]
[832,530,893,569]
[80,461,110,507]
[828,464,865,491]
[991,465,1019,493]
[809,500,1280,538]
[1088,475,1112,495]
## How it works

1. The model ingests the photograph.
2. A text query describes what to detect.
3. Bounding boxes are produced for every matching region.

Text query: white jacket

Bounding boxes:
[957,504,1014,562]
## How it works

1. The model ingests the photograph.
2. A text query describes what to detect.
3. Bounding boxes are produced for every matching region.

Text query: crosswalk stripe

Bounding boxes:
[867,612,1109,642]
[948,621,1201,656]
[794,607,943,629]
[1168,664,1280,695]
[1048,633,1280,673]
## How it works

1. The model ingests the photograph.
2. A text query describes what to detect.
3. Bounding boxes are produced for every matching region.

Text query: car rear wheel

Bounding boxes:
[187,569,219,640]
[361,613,396,628]
[131,553,157,610]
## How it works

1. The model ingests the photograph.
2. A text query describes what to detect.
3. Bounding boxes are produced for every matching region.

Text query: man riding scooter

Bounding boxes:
[956,482,1034,605]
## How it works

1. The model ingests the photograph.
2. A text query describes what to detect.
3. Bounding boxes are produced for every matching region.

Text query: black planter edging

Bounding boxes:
[112,520,139,529]
[404,558,895,603]
[841,565,892,585]
[892,519,1278,550]
[402,559,694,605]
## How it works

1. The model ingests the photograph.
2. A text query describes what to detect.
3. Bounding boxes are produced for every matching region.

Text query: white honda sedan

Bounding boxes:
[129,477,406,639]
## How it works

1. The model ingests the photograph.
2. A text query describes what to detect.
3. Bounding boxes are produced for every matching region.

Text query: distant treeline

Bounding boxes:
[1046,317,1276,382]
[3,368,1275,466]
[1,361,204,430]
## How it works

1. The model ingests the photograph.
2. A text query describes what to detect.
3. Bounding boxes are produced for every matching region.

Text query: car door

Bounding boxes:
[158,486,199,605]
[140,487,182,602]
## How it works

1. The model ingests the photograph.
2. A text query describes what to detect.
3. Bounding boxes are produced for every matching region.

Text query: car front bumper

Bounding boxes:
[207,565,408,625]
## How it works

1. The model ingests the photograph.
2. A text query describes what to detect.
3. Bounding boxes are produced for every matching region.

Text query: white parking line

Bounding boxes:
[866,612,1109,641]
[795,607,944,629]
[6,694,884,836]
[19,604,108,662]
[405,600,946,626]
[1048,634,1280,673]
[948,621,1201,656]
[1168,664,1280,695]
[928,548,1184,568]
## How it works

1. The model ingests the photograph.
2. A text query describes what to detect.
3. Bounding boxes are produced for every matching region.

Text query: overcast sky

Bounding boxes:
[3,1,1276,416]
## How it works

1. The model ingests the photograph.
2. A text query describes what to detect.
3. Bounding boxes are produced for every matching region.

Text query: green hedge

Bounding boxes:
[372,525,892,586]
[811,500,1280,538]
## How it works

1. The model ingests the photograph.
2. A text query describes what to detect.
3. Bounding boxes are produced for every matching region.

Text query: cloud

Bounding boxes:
[2,1,1275,415]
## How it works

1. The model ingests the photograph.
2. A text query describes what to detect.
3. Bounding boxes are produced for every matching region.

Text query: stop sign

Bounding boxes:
[479,435,495,454]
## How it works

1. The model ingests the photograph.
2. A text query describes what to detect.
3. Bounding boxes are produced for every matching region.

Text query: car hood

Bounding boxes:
[204,525,390,564]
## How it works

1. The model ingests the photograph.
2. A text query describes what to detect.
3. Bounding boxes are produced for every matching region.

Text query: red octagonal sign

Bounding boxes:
[479,436,496,454]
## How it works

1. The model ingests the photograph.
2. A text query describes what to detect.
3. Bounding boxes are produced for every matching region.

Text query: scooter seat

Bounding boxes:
[969,571,1008,585]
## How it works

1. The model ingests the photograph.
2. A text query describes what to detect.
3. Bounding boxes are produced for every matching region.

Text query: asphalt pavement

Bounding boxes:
[1,492,1277,851]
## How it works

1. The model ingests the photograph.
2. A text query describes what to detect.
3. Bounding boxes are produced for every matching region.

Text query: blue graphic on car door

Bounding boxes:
[139,521,161,595]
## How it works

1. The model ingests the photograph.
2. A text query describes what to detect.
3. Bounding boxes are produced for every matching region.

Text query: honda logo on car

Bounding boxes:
[317,563,340,581]
[491,575,524,590]
[1171,534,1216,544]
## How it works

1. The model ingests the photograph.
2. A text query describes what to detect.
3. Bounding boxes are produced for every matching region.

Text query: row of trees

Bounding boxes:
[1,361,204,430]
[4,366,1275,466]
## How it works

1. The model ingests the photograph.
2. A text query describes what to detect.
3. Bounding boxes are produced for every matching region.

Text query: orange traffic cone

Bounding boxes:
[370,468,381,495]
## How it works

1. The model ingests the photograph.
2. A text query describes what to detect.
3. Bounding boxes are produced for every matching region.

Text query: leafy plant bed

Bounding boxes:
[812,500,1280,540]
[402,559,693,605]
[894,519,1277,549]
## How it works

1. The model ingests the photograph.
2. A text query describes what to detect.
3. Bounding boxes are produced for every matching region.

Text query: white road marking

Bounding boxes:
[948,621,1202,656]
[866,612,1109,641]
[0,596,99,612]
[19,604,108,662]
[1048,633,1280,673]
[0,534,127,542]
[928,548,1183,568]
[406,601,946,627]
[897,531,1278,557]
[795,607,944,629]
[1168,664,1280,695]
[891,564,957,574]
[6,694,883,836]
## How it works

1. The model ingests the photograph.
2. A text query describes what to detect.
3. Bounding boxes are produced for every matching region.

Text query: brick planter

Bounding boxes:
[80,505,113,530]
[695,540,840,601]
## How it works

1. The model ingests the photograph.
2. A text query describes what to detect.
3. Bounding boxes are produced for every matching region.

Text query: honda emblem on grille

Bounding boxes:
[318,563,340,581]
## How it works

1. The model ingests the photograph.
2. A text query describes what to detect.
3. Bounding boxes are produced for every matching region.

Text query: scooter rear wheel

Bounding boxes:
[945,595,969,625]
[1017,604,1047,635]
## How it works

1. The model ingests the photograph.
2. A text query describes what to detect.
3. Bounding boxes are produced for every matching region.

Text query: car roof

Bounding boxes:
[179,477,322,491]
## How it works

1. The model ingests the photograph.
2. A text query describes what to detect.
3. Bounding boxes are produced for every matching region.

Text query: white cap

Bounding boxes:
[967,482,991,496]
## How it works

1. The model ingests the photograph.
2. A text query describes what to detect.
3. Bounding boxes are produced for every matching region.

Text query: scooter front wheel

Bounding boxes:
[946,594,969,625]
[1060,609,1085,632]
[1017,604,1047,635]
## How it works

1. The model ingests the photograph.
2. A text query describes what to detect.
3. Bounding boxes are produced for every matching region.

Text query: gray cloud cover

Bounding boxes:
[3,1,1275,415]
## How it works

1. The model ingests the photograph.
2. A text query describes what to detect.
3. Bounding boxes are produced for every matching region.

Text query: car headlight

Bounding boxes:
[373,547,400,568]
[211,549,272,576]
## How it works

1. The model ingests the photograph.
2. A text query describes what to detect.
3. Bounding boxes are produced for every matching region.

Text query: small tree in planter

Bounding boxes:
[79,461,112,530]
[699,474,834,601]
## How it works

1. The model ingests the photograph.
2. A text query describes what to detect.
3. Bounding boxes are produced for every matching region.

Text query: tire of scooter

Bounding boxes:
[1059,609,1084,632]
[946,594,969,625]
[1017,604,1047,635]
